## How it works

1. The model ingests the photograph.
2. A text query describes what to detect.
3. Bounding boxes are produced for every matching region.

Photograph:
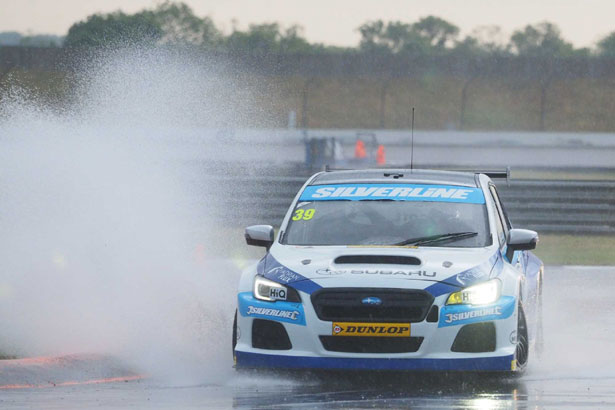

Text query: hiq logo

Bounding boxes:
[269,288,287,300]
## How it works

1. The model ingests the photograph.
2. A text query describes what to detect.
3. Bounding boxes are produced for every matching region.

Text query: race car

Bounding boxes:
[233,169,543,372]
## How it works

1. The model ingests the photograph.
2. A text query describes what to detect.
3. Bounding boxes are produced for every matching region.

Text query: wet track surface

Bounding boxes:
[3,372,615,409]
[2,265,615,409]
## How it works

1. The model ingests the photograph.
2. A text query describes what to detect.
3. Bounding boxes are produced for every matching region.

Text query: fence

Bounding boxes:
[197,166,615,235]
[4,47,615,78]
[4,47,615,131]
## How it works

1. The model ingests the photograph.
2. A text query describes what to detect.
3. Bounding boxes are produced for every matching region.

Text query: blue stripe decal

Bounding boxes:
[238,292,306,325]
[262,254,322,295]
[300,184,485,204]
[438,295,516,328]
[235,352,514,371]
[424,281,459,297]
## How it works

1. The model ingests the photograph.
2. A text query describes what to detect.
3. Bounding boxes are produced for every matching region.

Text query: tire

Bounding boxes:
[515,303,529,372]
[232,310,238,364]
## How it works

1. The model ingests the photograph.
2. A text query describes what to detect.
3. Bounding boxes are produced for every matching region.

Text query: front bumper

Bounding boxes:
[235,292,518,372]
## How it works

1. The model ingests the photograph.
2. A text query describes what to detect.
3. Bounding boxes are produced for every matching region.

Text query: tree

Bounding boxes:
[150,1,220,47]
[64,11,162,47]
[510,22,574,57]
[63,2,224,48]
[597,32,615,57]
[225,23,314,54]
[226,23,280,54]
[413,16,459,50]
[19,34,64,47]
[358,20,433,56]
[358,21,391,54]
[279,25,314,54]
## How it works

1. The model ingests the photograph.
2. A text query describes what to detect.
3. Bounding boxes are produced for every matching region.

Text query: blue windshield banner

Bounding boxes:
[299,184,485,204]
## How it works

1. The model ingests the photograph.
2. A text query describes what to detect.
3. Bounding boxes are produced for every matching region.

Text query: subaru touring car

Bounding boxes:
[233,169,543,372]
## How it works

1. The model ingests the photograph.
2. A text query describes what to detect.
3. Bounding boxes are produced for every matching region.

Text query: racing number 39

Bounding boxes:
[292,209,315,221]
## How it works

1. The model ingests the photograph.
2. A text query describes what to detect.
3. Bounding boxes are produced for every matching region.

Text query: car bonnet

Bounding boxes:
[260,246,502,296]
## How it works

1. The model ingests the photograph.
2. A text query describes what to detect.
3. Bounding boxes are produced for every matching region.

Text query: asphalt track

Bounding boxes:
[2,265,615,409]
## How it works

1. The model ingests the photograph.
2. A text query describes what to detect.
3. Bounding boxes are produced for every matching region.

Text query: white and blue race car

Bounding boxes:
[233,169,543,373]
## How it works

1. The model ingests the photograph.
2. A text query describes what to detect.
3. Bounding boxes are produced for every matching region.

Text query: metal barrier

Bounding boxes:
[195,166,615,235]
[498,180,615,234]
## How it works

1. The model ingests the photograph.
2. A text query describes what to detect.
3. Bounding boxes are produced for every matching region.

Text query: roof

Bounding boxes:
[309,169,479,187]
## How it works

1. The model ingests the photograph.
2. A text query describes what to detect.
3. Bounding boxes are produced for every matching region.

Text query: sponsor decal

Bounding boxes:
[315,268,345,276]
[261,254,322,294]
[456,266,488,286]
[332,322,411,337]
[316,268,436,277]
[246,305,299,320]
[444,306,502,324]
[454,252,500,286]
[268,287,287,301]
[300,184,485,204]
[426,252,500,296]
[238,292,306,325]
[438,295,515,328]
[267,266,301,284]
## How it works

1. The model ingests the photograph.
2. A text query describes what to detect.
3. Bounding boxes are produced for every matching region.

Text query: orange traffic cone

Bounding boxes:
[376,144,386,165]
[354,140,366,159]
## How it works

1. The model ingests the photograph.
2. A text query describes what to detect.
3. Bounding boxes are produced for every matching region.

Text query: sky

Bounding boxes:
[2,0,615,48]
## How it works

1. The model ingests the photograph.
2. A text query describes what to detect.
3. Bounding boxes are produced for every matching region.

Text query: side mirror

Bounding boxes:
[245,225,274,249]
[506,229,538,260]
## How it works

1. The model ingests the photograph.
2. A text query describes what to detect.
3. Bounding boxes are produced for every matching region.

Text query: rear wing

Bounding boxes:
[322,165,511,185]
[463,167,511,186]
[479,167,510,181]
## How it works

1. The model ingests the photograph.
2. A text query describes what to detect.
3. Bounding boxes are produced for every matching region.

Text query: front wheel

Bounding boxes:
[232,310,238,365]
[515,303,529,372]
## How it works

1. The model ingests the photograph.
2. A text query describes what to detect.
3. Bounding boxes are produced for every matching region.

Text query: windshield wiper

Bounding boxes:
[393,231,479,247]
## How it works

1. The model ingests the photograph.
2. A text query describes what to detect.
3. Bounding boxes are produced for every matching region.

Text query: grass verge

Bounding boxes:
[534,234,615,266]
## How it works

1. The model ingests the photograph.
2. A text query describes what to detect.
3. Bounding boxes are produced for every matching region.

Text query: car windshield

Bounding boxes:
[282,184,492,247]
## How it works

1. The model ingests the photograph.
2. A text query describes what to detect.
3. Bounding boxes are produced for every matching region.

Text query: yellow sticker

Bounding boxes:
[292,209,315,221]
[332,322,411,337]
[511,359,517,371]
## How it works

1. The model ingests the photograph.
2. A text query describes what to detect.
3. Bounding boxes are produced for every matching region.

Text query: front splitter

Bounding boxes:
[235,351,515,371]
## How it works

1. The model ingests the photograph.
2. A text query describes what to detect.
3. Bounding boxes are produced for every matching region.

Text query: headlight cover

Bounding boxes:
[253,275,301,302]
[446,279,501,306]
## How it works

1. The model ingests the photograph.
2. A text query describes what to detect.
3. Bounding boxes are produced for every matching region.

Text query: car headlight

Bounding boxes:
[446,279,501,306]
[253,275,302,302]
